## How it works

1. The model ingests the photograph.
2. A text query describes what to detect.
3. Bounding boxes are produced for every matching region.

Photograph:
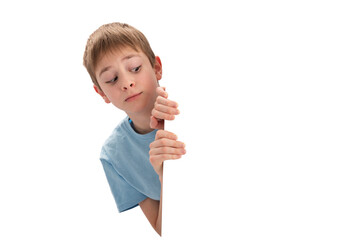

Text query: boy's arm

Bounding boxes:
[140,129,185,236]
[139,87,186,236]
[139,191,162,235]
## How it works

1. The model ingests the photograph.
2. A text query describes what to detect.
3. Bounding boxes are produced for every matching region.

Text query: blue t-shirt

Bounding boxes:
[100,116,161,212]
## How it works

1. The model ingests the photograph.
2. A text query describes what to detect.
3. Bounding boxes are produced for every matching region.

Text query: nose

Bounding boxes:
[121,79,135,91]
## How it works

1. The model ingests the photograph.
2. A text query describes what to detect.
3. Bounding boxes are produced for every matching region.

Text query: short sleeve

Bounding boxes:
[101,159,147,212]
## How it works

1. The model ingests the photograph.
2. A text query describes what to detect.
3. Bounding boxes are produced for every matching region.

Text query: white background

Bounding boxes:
[0,0,358,239]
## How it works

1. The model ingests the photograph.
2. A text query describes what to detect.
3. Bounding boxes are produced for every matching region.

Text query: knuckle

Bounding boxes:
[162,147,170,154]
[149,156,157,165]
[157,96,163,102]
[156,130,164,137]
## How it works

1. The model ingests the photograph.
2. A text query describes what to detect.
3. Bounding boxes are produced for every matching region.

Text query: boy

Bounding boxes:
[83,22,186,236]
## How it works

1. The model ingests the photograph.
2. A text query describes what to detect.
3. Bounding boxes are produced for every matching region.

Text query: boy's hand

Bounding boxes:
[149,130,186,181]
[150,87,180,130]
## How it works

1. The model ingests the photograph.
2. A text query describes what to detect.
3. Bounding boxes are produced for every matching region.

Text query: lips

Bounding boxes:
[125,92,142,102]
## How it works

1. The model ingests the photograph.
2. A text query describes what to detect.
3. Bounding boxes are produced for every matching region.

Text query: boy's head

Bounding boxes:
[83,22,156,91]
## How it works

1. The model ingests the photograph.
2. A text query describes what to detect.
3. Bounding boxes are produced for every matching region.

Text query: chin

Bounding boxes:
[125,105,152,115]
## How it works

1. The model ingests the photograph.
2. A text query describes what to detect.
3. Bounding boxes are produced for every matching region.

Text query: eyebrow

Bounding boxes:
[99,66,111,77]
[99,54,141,77]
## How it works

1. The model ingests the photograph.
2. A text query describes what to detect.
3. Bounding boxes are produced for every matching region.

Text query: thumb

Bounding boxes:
[150,116,158,129]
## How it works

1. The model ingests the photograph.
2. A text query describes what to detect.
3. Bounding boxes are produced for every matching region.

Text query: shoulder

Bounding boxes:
[100,117,130,162]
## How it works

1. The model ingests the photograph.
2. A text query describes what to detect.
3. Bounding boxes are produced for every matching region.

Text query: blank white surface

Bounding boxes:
[163,1,359,239]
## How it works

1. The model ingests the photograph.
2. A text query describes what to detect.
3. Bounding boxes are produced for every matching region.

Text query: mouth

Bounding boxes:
[125,92,143,102]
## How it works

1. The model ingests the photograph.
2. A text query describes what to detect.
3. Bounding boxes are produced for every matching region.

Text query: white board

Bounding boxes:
[163,1,359,239]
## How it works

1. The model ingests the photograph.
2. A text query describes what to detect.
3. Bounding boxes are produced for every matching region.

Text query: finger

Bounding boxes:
[150,116,158,129]
[152,119,164,130]
[151,109,175,121]
[149,154,182,164]
[156,87,168,98]
[154,102,180,115]
[150,117,164,130]
[156,96,179,108]
[155,130,178,140]
[150,138,185,149]
[149,146,186,156]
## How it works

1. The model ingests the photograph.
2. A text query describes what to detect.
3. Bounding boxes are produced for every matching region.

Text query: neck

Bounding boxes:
[127,111,153,134]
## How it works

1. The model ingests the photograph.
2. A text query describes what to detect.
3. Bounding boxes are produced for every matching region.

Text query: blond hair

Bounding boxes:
[83,22,156,90]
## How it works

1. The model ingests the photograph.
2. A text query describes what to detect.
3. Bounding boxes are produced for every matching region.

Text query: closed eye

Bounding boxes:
[106,76,118,84]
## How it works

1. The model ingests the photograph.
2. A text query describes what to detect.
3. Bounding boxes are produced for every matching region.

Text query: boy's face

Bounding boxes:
[94,48,162,116]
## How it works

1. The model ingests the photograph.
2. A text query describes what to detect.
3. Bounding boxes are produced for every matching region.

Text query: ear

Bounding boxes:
[94,85,111,104]
[154,56,162,81]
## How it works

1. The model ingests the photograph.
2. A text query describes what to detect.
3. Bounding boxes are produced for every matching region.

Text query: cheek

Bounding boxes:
[101,88,115,101]
[149,71,160,84]
[145,76,159,89]
[138,71,157,86]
